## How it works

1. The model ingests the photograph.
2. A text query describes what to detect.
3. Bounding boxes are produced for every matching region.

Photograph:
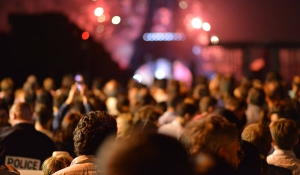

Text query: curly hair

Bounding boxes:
[73,111,117,156]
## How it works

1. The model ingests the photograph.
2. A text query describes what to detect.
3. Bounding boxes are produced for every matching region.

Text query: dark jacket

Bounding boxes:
[0,123,57,170]
[261,159,292,175]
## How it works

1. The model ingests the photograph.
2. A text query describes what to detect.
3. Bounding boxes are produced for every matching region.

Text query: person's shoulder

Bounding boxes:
[0,126,20,139]
[52,163,98,175]
[0,126,13,133]
[52,167,68,175]
[34,130,57,147]
[268,164,292,175]
[266,154,275,164]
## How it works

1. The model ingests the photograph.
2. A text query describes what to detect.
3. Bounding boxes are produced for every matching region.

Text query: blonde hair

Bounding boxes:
[42,155,73,175]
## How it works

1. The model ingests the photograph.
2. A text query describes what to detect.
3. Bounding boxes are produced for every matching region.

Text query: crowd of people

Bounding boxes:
[0,71,300,175]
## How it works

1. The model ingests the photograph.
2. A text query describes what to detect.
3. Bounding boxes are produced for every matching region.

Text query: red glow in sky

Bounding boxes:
[1,0,300,69]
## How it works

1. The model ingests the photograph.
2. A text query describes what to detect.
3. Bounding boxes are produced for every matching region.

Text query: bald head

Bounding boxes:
[10,102,33,125]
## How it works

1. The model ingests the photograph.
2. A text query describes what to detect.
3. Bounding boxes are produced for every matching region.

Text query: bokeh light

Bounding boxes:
[133,74,142,83]
[211,35,219,44]
[112,16,121,25]
[179,1,188,9]
[191,18,202,29]
[142,33,185,41]
[192,46,201,55]
[97,15,106,23]
[96,25,105,33]
[82,31,89,40]
[94,7,104,17]
[155,69,166,79]
[202,22,211,31]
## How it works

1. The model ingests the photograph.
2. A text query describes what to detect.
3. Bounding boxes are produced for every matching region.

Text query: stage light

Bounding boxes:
[97,15,106,23]
[211,35,219,44]
[165,33,173,41]
[155,58,172,80]
[192,46,201,55]
[191,18,202,29]
[82,31,89,40]
[155,69,166,79]
[143,33,148,41]
[94,7,104,17]
[112,16,121,25]
[202,22,211,31]
[179,1,188,9]
[96,25,105,33]
[142,33,185,41]
[133,74,142,83]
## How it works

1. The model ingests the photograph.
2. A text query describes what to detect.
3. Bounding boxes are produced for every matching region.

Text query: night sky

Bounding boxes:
[1,0,300,43]
[0,0,300,87]
[201,0,300,43]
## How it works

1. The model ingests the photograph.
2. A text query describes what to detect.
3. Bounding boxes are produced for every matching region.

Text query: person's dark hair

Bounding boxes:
[166,94,184,109]
[224,96,247,111]
[52,112,82,157]
[156,101,167,113]
[167,80,181,96]
[36,89,53,111]
[212,108,238,127]
[116,92,130,113]
[102,134,193,175]
[199,96,217,113]
[59,112,82,142]
[92,77,104,90]
[270,118,298,150]
[270,102,299,125]
[132,105,162,125]
[264,80,285,102]
[176,102,197,118]
[53,94,67,110]
[237,140,262,175]
[265,71,282,83]
[23,81,36,104]
[220,75,235,98]
[153,78,168,90]
[131,105,161,135]
[74,111,117,156]
[241,123,272,157]
[135,86,156,106]
[194,76,209,87]
[193,84,210,100]
[248,87,266,106]
[0,100,9,115]
[193,153,237,175]
[34,103,53,127]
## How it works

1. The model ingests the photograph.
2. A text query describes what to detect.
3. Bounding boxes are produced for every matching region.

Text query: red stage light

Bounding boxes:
[82,31,89,40]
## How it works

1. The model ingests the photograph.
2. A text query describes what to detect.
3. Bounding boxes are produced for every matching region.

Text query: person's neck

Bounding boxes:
[12,119,33,126]
[167,107,174,113]
[175,117,185,126]
[35,122,50,131]
[274,145,293,151]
